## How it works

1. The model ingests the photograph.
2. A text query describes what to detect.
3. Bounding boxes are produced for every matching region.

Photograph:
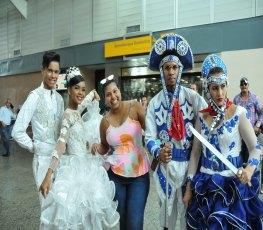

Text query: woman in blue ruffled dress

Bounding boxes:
[39,67,119,230]
[183,54,263,229]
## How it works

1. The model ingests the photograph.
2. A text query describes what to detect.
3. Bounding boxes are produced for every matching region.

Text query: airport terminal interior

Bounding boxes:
[1,0,263,229]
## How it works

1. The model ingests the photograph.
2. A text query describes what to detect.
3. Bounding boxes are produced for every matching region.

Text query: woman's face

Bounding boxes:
[68,81,86,105]
[209,80,227,107]
[104,82,121,110]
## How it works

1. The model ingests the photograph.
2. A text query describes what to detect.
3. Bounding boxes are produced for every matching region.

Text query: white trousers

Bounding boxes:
[32,155,53,205]
[159,187,187,230]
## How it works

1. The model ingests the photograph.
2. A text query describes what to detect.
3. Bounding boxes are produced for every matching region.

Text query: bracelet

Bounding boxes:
[186,174,193,183]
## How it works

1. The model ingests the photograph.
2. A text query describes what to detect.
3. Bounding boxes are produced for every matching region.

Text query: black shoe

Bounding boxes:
[2,154,9,157]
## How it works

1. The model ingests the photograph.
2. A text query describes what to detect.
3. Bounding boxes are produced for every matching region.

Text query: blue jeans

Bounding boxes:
[108,169,150,230]
[1,125,11,155]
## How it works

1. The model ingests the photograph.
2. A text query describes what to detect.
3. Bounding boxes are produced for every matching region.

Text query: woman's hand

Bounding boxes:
[183,183,192,208]
[236,165,254,185]
[39,174,52,198]
[92,143,101,155]
[92,90,100,101]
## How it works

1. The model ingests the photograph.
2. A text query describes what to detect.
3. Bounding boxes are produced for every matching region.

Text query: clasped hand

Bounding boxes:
[158,145,172,163]
[92,89,100,101]
[236,165,254,186]
[91,143,101,155]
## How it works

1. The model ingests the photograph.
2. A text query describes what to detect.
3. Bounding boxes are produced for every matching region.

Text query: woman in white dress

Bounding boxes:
[39,67,119,230]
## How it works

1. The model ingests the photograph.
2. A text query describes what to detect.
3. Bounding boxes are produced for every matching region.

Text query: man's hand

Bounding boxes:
[1,121,6,128]
[157,145,172,163]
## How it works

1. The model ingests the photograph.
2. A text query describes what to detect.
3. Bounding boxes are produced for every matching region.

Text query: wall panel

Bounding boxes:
[7,2,21,58]
[145,0,175,32]
[72,0,92,45]
[93,0,117,41]
[256,0,263,16]
[54,0,72,49]
[117,0,143,36]
[0,0,8,60]
[178,0,210,28]
[37,0,53,51]
[214,0,254,22]
[21,0,37,55]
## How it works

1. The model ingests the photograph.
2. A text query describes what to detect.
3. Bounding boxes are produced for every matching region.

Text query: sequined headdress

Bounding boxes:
[65,67,83,82]
[148,34,194,131]
[202,54,229,132]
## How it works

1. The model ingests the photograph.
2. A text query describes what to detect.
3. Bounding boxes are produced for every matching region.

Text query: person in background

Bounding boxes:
[140,95,148,147]
[258,124,263,193]
[190,82,198,92]
[184,54,263,229]
[92,77,149,230]
[6,98,16,137]
[39,67,119,229]
[145,34,207,229]
[0,98,16,157]
[12,51,64,205]
[140,95,148,111]
[233,77,263,163]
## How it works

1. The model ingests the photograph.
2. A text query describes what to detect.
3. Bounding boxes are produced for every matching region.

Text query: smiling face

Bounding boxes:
[68,81,86,105]
[163,61,179,90]
[104,82,122,110]
[41,61,60,90]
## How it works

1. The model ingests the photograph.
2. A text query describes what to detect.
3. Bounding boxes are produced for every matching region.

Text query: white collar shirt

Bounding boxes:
[12,84,64,154]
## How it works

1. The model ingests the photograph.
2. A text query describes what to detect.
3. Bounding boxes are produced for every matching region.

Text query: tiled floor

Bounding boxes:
[1,141,262,230]
[0,142,160,230]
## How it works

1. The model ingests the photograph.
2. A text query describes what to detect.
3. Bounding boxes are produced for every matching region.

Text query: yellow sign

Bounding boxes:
[160,32,175,37]
[105,35,152,58]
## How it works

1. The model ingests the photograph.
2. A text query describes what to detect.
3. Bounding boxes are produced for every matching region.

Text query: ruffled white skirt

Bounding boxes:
[40,154,119,230]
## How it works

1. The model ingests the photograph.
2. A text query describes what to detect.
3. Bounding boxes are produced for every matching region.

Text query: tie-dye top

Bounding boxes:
[106,115,149,178]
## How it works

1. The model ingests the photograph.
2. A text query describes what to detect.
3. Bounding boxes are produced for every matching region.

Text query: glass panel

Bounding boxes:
[121,72,204,101]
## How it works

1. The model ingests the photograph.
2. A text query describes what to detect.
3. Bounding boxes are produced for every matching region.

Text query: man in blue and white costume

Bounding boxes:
[145,34,207,229]
[184,54,263,229]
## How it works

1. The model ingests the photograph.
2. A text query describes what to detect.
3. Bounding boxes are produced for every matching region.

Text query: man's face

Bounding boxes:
[141,97,147,107]
[41,61,60,90]
[240,80,249,94]
[163,61,179,88]
[5,99,11,108]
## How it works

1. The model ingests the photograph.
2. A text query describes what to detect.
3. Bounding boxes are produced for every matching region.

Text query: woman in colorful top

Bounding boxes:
[39,67,119,229]
[92,78,149,230]
[183,54,263,229]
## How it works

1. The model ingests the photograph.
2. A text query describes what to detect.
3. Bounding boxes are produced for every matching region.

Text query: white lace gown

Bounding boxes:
[40,99,119,230]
